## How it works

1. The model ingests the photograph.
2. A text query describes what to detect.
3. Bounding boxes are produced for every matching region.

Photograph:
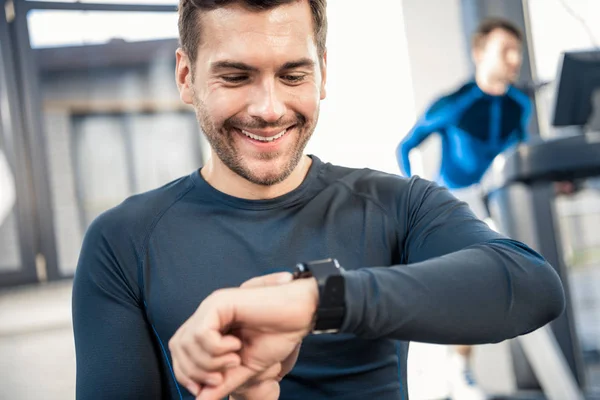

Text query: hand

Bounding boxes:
[228,345,301,400]
[230,273,303,400]
[555,180,578,195]
[168,273,318,400]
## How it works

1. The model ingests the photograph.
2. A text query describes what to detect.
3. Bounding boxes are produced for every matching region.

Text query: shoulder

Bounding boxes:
[74,173,196,304]
[319,162,435,217]
[85,174,195,253]
[425,81,478,117]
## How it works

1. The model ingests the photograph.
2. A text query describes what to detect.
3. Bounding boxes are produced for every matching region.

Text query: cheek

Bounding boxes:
[486,56,501,71]
[285,84,321,118]
[205,88,249,124]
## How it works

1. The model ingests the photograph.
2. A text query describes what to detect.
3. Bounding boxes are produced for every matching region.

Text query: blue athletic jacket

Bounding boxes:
[397,81,532,189]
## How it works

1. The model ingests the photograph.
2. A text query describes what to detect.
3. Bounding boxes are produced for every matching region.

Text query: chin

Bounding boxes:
[246,170,290,186]
[239,157,295,186]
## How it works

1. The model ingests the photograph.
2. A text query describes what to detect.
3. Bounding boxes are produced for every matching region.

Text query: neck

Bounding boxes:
[475,72,509,96]
[201,154,312,200]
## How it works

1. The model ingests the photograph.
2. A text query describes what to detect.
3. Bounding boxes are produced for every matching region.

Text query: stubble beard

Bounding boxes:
[192,90,317,186]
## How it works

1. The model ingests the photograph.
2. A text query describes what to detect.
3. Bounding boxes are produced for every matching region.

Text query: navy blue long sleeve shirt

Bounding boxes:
[72,155,564,399]
[397,81,532,189]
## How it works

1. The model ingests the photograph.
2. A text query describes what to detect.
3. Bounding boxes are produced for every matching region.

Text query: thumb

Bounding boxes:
[241,272,293,288]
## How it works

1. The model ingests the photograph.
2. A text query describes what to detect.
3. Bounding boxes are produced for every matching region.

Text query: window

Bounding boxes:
[28,10,178,48]
[0,143,20,272]
[28,10,204,275]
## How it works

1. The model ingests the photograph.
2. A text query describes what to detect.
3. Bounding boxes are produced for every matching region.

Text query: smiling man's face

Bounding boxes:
[176,0,327,186]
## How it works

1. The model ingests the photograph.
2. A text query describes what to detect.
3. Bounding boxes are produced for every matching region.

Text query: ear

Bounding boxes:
[319,50,327,100]
[175,48,194,105]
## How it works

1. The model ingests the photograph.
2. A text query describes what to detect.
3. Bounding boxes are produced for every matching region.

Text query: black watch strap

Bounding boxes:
[293,258,346,334]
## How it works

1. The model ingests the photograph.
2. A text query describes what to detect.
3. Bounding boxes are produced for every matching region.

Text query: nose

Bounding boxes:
[247,79,286,123]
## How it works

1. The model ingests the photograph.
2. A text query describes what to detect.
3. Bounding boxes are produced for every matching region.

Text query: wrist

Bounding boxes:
[299,276,319,310]
[292,258,346,334]
[290,277,319,331]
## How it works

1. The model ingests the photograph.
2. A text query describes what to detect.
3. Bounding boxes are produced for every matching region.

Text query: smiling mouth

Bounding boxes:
[240,128,291,143]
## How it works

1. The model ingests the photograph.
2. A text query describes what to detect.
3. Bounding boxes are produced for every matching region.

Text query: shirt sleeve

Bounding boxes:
[396,98,452,177]
[340,177,565,344]
[72,212,165,399]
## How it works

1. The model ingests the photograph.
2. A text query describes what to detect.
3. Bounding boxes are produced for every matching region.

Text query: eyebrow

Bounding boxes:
[280,58,315,70]
[210,61,258,73]
[210,58,316,73]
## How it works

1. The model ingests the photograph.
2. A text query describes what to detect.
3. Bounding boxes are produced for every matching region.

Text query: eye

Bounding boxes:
[221,75,249,84]
[281,74,306,84]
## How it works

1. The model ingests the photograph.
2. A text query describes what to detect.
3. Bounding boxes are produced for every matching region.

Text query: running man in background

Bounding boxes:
[398,17,531,220]
[396,18,532,400]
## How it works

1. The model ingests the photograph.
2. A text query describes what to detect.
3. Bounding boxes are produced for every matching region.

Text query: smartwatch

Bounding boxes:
[292,258,346,334]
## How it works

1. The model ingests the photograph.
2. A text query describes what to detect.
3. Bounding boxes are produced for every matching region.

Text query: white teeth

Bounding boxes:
[241,129,287,142]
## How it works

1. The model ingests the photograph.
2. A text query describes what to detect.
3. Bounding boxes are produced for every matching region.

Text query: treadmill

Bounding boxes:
[480,49,600,400]
[482,133,600,400]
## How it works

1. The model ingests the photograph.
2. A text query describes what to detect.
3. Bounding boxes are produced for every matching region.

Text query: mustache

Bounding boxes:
[223,112,306,131]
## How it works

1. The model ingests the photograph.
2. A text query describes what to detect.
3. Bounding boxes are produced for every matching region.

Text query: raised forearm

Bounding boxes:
[340,239,565,344]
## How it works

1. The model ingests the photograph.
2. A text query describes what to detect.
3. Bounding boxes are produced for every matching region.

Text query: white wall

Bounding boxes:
[526,0,600,137]
[527,0,600,81]
[402,0,471,116]
[305,0,416,175]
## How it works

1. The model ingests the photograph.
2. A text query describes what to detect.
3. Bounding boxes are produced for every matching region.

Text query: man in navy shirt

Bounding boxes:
[72,3,564,400]
[397,18,532,399]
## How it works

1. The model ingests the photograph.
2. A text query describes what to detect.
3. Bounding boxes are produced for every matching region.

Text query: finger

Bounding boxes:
[253,363,282,382]
[241,272,293,288]
[236,363,283,389]
[175,346,225,387]
[279,343,301,380]
[184,342,241,372]
[173,358,201,397]
[231,379,280,400]
[233,363,281,392]
[172,326,241,380]
[197,365,257,400]
[194,329,242,357]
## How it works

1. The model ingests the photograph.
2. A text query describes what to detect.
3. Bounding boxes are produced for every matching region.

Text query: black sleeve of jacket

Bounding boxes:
[340,177,565,344]
[72,213,164,399]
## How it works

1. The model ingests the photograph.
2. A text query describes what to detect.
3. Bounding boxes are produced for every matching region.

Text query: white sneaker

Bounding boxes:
[447,354,487,400]
[448,367,487,400]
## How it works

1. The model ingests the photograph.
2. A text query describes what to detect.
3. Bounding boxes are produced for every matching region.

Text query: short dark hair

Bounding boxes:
[178,0,328,64]
[472,17,523,50]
